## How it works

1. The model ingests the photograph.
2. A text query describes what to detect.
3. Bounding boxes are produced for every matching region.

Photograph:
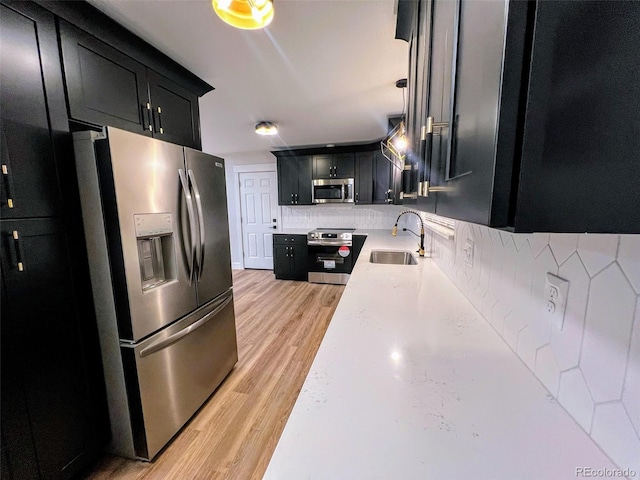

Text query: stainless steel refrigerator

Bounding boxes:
[73,127,238,460]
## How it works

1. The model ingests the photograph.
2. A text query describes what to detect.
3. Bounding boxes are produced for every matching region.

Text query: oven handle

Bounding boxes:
[307,240,353,246]
[316,255,345,263]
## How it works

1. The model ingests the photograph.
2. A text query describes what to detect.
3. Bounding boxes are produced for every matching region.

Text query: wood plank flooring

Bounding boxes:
[81,270,344,480]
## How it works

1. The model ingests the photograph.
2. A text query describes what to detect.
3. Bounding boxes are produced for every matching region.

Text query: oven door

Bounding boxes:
[307,244,353,284]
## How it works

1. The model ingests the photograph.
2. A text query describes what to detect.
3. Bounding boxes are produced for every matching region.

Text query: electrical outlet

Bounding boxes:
[463,239,474,267]
[544,273,570,330]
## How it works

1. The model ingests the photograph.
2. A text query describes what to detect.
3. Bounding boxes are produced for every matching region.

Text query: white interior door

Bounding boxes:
[239,171,278,269]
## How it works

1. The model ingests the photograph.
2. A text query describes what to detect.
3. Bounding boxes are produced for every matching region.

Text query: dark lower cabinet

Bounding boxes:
[1,219,108,480]
[273,235,308,280]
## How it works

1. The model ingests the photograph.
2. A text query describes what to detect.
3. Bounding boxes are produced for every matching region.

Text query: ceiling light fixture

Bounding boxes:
[255,121,278,136]
[212,0,274,30]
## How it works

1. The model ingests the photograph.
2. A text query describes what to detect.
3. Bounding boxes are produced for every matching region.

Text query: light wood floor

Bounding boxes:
[82,270,344,480]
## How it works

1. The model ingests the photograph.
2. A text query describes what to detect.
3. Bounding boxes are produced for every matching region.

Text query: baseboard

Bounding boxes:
[232,262,244,270]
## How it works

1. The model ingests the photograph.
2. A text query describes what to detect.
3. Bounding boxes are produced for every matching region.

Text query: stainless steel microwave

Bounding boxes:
[312,178,354,203]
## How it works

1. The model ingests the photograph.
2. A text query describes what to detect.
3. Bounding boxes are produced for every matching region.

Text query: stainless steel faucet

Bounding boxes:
[391,210,426,257]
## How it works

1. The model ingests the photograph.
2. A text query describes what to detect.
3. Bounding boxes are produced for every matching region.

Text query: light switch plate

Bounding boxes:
[464,239,474,268]
[544,273,570,330]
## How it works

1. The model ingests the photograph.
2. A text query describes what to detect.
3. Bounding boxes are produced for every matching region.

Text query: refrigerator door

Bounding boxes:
[122,288,238,460]
[184,148,233,305]
[100,127,198,341]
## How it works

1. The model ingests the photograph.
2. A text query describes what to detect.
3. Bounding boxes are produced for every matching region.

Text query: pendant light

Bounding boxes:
[381,79,408,170]
[212,0,274,30]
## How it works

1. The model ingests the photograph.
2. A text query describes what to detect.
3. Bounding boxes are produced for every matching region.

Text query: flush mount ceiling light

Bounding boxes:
[255,121,278,136]
[212,0,274,30]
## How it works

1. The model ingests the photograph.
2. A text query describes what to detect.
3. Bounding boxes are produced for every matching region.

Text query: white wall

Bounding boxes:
[404,213,640,472]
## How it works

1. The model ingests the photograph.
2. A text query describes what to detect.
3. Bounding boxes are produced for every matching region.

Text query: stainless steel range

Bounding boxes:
[307,228,355,285]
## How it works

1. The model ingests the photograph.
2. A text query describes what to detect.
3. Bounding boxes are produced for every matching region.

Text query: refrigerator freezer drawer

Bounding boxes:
[122,288,238,460]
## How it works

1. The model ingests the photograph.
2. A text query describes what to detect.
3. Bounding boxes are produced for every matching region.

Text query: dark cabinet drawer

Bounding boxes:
[273,234,307,245]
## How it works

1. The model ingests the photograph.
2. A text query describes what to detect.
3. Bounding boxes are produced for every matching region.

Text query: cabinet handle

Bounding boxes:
[355,192,359,203]
[290,246,294,258]
[156,106,164,134]
[294,193,298,204]
[2,164,14,209]
[425,116,449,136]
[12,230,24,271]
[421,117,451,198]
[144,103,153,132]
[291,193,294,204]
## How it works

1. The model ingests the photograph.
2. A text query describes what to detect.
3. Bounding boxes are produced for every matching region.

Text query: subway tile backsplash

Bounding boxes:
[419,215,640,473]
[280,204,405,230]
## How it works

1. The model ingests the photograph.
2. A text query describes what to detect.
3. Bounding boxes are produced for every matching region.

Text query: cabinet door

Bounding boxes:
[59,20,151,135]
[414,0,437,214]
[289,244,308,281]
[0,3,66,219]
[373,150,393,204]
[354,152,373,204]
[433,0,528,226]
[295,156,313,205]
[273,244,291,279]
[0,218,106,479]
[516,1,640,233]
[333,153,355,178]
[277,157,297,205]
[313,155,333,179]
[148,70,201,149]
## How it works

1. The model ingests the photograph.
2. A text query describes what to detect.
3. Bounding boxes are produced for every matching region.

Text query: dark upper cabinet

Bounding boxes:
[147,70,201,149]
[514,1,640,233]
[273,235,308,281]
[430,0,528,227]
[277,145,400,206]
[354,152,373,204]
[405,0,639,232]
[59,19,151,136]
[59,20,202,149]
[277,155,313,205]
[1,218,108,480]
[312,153,354,179]
[373,150,399,204]
[0,2,66,219]
[313,155,332,179]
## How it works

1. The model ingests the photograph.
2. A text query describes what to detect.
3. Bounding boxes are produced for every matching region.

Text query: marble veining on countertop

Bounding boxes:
[263,232,617,480]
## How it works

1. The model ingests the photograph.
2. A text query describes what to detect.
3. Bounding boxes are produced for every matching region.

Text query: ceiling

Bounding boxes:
[86,0,409,157]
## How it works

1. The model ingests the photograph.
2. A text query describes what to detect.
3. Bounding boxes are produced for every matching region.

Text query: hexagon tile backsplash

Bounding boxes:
[417,214,640,473]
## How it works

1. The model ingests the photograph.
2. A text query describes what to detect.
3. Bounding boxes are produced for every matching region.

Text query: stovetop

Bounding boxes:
[310,228,356,233]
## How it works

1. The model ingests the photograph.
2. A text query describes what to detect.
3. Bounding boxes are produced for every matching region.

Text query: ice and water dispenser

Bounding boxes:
[134,213,176,291]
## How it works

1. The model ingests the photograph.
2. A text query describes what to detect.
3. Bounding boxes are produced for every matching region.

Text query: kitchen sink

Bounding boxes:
[369,250,418,265]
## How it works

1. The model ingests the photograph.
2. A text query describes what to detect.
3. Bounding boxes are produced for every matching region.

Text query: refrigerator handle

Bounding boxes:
[139,290,233,357]
[187,169,206,280]
[178,168,197,285]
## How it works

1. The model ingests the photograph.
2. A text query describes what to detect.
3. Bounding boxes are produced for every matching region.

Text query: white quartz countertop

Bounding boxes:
[263,231,617,480]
